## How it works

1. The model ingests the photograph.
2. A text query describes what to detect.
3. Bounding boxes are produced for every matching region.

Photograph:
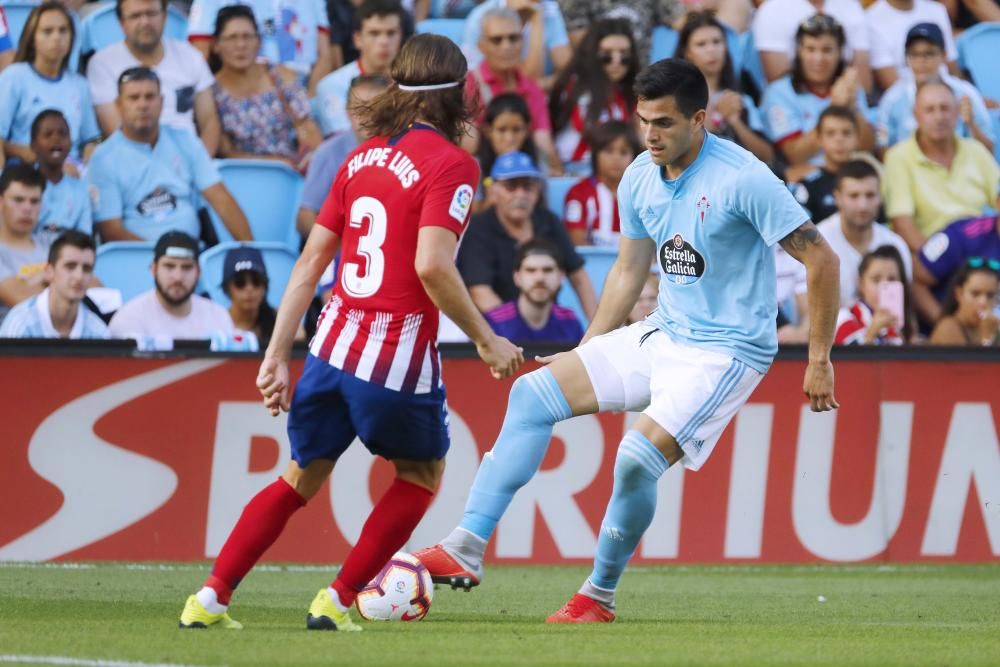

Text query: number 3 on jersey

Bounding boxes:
[342,196,387,298]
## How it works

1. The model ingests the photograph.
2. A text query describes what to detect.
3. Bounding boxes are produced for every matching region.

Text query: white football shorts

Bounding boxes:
[575,321,764,470]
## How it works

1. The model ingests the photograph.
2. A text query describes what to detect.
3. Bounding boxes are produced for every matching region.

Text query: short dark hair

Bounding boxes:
[0,164,46,196]
[817,105,858,132]
[48,230,96,265]
[30,108,69,143]
[588,120,641,176]
[117,66,161,94]
[834,159,879,189]
[115,0,168,21]
[355,0,405,31]
[633,58,708,118]
[514,238,565,272]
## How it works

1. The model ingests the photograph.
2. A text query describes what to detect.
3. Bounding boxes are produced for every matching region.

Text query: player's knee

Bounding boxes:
[393,458,444,492]
[507,370,565,427]
[282,458,333,501]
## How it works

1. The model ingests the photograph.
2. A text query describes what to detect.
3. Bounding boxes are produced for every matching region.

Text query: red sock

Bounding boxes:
[331,478,434,607]
[205,477,305,604]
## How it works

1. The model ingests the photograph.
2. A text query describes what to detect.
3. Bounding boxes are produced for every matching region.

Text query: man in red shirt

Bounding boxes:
[179,34,523,631]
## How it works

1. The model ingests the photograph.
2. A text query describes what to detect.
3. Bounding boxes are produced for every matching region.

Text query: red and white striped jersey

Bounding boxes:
[311,125,479,393]
[563,177,620,247]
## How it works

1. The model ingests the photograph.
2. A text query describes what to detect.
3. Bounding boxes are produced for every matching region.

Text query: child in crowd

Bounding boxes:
[835,245,913,345]
[475,93,539,212]
[563,121,639,246]
[930,259,1000,346]
[788,106,860,223]
[30,109,91,245]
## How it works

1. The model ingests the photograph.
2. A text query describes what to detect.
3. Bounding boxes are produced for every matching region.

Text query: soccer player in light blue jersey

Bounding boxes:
[416,57,842,623]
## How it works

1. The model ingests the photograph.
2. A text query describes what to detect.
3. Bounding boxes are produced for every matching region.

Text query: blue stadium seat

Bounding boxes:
[957,22,1000,100]
[555,245,618,325]
[94,241,155,303]
[3,2,82,71]
[78,2,187,54]
[415,18,465,46]
[545,176,578,220]
[649,26,679,63]
[211,159,303,249]
[198,241,299,308]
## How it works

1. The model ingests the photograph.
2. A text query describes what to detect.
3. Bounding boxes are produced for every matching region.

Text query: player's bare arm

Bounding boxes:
[415,226,524,379]
[779,221,840,412]
[583,236,657,342]
[257,225,342,416]
[536,236,655,366]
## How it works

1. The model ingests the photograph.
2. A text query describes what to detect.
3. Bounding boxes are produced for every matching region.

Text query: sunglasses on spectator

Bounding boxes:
[231,271,267,288]
[598,51,631,66]
[486,33,523,46]
[967,256,1000,271]
[799,14,840,32]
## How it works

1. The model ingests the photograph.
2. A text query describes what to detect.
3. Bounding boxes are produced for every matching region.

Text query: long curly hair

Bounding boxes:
[548,18,638,135]
[357,34,476,144]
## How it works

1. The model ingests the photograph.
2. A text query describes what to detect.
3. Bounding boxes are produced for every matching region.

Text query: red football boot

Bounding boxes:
[412,544,481,591]
[545,594,616,623]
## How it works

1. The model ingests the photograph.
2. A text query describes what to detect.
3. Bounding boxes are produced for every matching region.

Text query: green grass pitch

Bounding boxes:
[1,562,998,666]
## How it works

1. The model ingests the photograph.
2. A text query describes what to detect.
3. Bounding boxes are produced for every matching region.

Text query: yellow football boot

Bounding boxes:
[306,589,362,631]
[178,594,243,629]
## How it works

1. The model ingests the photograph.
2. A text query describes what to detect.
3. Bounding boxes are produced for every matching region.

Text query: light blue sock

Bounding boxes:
[458,369,572,541]
[589,431,669,591]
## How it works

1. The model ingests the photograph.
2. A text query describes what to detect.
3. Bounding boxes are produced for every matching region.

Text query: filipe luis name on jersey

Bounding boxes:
[347,146,420,188]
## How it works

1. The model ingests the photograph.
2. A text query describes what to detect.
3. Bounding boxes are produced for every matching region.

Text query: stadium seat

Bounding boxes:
[649,26,679,63]
[545,176,578,220]
[555,245,618,325]
[210,159,304,249]
[94,241,156,303]
[3,2,82,71]
[78,2,187,54]
[198,241,299,308]
[957,22,1000,100]
[415,18,465,46]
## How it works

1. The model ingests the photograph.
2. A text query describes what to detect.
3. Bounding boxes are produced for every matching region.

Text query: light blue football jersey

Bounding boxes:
[37,174,93,243]
[87,126,220,240]
[619,131,808,372]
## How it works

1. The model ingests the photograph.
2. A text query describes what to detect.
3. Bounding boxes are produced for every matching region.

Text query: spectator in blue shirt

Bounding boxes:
[761,14,873,175]
[314,0,404,136]
[87,67,252,242]
[914,214,1000,324]
[0,2,100,167]
[297,74,389,237]
[0,230,109,339]
[485,238,584,344]
[30,109,92,244]
[876,22,994,154]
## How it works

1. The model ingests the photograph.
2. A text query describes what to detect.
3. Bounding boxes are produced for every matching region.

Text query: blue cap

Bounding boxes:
[906,22,945,49]
[222,246,267,285]
[490,151,542,182]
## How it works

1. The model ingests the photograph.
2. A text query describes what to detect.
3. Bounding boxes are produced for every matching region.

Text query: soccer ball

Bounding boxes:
[355,552,434,621]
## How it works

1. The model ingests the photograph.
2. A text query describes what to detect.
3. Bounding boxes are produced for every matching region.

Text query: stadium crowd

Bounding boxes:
[0,0,998,348]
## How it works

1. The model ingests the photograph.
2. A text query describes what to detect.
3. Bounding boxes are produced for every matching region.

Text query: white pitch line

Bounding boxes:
[0,656,218,667]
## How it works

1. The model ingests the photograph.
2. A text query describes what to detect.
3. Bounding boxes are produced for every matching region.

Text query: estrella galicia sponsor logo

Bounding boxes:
[137,187,177,217]
[659,233,705,285]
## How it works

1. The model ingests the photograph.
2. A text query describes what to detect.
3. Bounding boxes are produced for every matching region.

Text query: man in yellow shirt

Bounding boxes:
[883,80,1000,251]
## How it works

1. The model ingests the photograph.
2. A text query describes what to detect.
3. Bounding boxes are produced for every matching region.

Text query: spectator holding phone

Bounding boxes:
[835,244,913,345]
[929,259,1000,347]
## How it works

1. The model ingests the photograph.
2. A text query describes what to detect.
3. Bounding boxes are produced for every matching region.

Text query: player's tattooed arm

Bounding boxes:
[778,221,828,260]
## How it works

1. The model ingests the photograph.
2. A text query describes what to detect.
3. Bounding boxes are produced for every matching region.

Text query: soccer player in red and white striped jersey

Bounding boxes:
[179,34,523,632]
